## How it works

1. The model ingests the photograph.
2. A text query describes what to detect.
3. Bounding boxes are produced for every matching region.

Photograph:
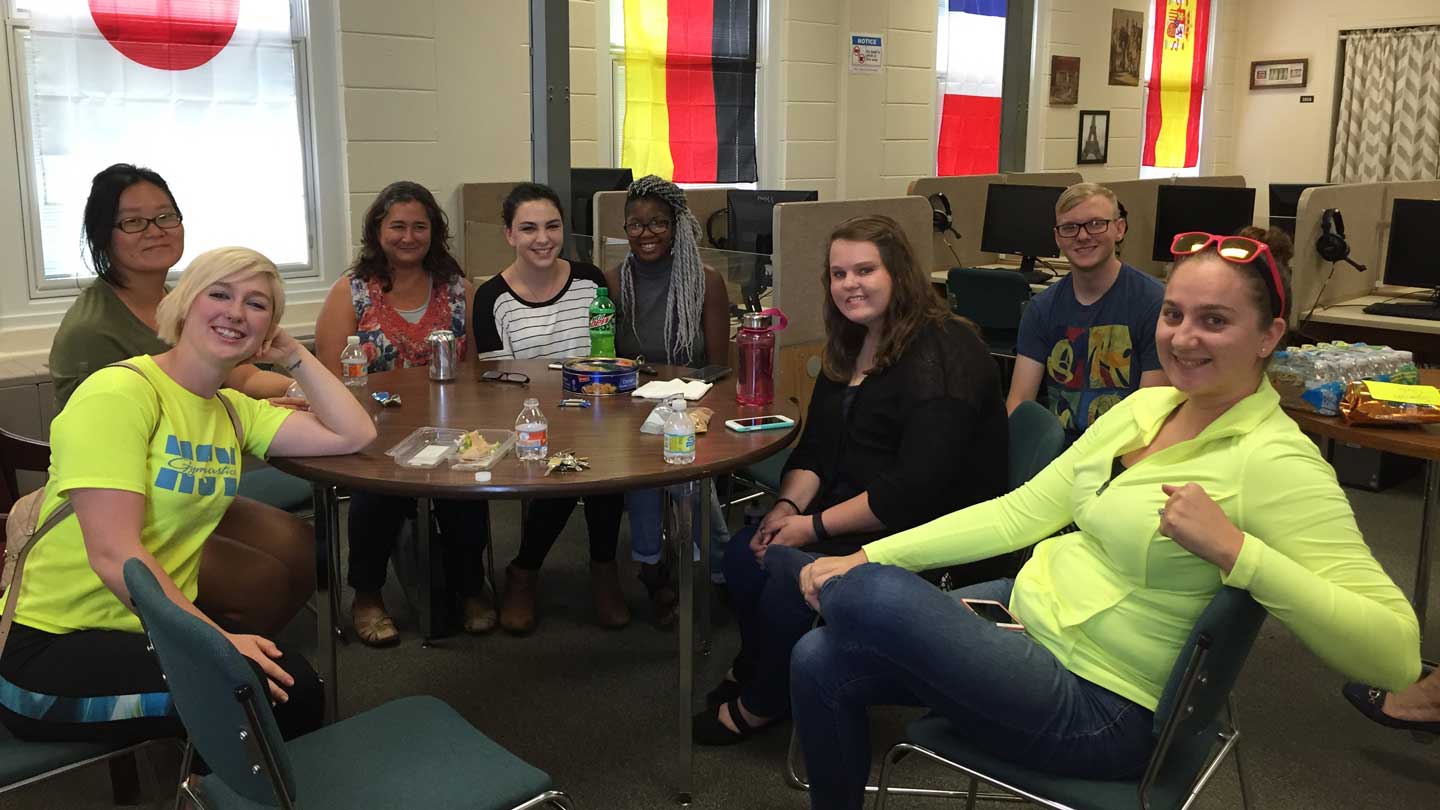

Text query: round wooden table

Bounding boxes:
[270,359,801,803]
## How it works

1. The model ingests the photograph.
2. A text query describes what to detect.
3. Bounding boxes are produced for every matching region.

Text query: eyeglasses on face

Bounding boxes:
[115,213,183,234]
[1054,218,1116,238]
[479,371,530,385]
[1169,231,1286,317]
[623,219,672,237]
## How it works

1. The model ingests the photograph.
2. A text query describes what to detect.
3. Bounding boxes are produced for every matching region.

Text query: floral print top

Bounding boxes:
[349,273,468,373]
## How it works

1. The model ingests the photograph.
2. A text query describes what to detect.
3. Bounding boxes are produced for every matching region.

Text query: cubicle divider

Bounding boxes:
[772,196,933,414]
[461,181,526,281]
[907,174,1005,270]
[1004,171,1083,187]
[1104,175,1248,278]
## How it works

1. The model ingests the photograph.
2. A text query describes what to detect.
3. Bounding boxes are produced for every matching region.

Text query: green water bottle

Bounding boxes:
[589,286,616,357]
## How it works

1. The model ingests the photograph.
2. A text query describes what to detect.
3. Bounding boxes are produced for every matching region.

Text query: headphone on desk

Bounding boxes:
[928,192,962,240]
[1317,208,1367,272]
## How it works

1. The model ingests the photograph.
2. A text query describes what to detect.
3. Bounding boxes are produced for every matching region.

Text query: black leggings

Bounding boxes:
[0,622,322,746]
[511,495,624,571]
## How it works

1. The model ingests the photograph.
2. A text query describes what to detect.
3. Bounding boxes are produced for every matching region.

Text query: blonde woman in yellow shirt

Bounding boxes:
[0,247,375,745]
[775,227,1419,810]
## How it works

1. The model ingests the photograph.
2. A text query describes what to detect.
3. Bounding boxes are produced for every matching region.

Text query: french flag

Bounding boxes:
[937,0,1006,175]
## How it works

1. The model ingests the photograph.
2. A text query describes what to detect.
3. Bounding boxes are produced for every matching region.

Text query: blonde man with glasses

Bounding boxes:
[1007,182,1166,444]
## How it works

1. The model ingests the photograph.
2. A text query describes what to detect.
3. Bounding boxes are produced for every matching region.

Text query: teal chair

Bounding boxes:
[946,267,1033,359]
[121,559,575,810]
[873,587,1266,810]
[1007,401,1065,490]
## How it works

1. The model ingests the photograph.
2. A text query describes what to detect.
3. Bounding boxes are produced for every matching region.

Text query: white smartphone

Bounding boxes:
[960,598,1025,632]
[724,415,796,433]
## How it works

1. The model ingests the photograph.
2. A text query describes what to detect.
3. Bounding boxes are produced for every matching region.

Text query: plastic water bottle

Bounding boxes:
[340,335,368,388]
[663,398,696,465]
[588,286,617,357]
[515,398,549,461]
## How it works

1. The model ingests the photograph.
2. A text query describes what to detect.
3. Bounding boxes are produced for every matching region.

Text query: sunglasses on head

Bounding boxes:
[1170,232,1285,318]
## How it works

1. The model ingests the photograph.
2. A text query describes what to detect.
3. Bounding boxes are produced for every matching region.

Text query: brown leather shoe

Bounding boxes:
[590,561,632,629]
[501,565,538,635]
[638,561,678,629]
[461,590,498,634]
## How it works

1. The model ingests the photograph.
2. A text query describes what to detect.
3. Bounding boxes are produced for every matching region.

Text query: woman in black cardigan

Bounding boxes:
[696,215,1013,744]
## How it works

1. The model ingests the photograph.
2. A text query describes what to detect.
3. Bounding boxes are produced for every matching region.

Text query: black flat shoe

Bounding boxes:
[692,699,780,746]
[1342,682,1440,738]
[705,679,742,711]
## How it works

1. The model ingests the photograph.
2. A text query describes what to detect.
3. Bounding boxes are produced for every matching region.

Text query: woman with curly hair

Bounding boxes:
[315,181,492,646]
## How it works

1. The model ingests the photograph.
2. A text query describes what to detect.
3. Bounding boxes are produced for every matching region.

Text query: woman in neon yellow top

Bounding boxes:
[776,228,1421,810]
[0,247,376,745]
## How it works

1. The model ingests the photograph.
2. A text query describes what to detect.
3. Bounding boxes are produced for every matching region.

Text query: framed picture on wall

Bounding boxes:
[1249,59,1308,89]
[1050,56,1080,105]
[1077,110,1109,165]
[1109,9,1143,86]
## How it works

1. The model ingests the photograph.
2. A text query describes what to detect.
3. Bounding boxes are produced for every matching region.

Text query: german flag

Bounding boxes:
[1142,0,1210,169]
[622,0,758,183]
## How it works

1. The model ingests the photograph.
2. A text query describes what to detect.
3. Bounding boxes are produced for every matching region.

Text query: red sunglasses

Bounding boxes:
[1170,232,1285,317]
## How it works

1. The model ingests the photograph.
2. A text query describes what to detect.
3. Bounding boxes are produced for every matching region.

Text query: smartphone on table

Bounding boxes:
[682,365,731,384]
[960,598,1025,632]
[724,415,797,433]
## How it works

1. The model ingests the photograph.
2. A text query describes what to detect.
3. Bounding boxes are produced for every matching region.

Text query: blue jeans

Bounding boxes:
[780,548,1155,810]
[625,483,730,580]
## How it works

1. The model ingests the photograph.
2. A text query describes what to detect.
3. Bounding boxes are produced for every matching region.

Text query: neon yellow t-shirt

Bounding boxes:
[13,355,292,634]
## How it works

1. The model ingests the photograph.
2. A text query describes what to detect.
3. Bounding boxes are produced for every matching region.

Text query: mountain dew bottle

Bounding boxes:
[589,286,616,357]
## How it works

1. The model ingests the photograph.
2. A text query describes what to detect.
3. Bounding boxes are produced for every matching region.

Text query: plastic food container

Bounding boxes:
[562,357,639,396]
[385,427,516,470]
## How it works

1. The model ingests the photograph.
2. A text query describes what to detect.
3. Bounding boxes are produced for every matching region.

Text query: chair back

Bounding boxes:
[945,267,1032,341]
[0,428,50,540]
[1006,401,1064,491]
[123,559,298,806]
[1142,586,1265,807]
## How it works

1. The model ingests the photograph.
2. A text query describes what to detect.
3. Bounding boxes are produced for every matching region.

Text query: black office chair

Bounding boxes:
[946,267,1033,359]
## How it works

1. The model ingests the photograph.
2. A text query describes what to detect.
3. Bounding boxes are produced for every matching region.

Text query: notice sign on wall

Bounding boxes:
[850,33,882,74]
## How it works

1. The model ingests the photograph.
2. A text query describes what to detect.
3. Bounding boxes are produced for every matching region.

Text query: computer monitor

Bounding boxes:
[1150,185,1256,262]
[1383,197,1440,293]
[978,184,1066,279]
[725,189,819,310]
[1268,182,1327,236]
[569,168,633,260]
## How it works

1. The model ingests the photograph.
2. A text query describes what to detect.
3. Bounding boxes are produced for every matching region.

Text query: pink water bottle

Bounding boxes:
[736,308,787,406]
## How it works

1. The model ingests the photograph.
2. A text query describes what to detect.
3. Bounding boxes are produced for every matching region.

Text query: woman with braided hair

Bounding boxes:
[603,175,732,626]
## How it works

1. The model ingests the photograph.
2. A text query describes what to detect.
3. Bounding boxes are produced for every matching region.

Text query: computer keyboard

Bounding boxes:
[1019,269,1051,286]
[1362,301,1440,320]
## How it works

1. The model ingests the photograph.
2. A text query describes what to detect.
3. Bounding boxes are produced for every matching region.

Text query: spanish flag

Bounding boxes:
[1142,0,1210,169]
[622,0,758,183]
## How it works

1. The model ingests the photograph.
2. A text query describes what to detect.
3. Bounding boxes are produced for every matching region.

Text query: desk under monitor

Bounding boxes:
[931,261,1070,294]
[1305,286,1440,363]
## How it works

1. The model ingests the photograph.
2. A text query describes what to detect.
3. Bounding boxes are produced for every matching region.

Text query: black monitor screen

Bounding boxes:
[1384,198,1440,289]
[979,184,1065,260]
[1268,182,1326,237]
[1151,185,1256,261]
[569,168,633,237]
[725,189,819,255]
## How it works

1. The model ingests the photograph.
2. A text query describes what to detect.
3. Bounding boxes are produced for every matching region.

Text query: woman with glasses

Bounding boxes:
[472,182,628,634]
[47,163,314,638]
[780,226,1420,810]
[694,215,1013,745]
[315,180,492,646]
[603,175,732,627]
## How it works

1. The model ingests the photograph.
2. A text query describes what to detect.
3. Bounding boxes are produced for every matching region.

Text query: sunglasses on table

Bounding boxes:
[1169,232,1285,317]
[479,371,530,385]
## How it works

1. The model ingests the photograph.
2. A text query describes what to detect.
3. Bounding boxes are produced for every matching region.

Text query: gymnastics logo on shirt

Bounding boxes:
[154,436,239,496]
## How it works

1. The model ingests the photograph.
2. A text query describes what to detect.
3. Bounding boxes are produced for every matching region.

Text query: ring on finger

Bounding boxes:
[1157,507,1166,518]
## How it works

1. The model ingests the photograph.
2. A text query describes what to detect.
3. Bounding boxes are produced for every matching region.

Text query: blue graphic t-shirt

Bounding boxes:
[1017,264,1164,444]
[12,355,291,635]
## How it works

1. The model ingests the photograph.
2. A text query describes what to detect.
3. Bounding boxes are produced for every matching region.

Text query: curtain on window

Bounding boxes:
[25,0,308,280]
[1330,27,1440,183]
[620,0,758,183]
